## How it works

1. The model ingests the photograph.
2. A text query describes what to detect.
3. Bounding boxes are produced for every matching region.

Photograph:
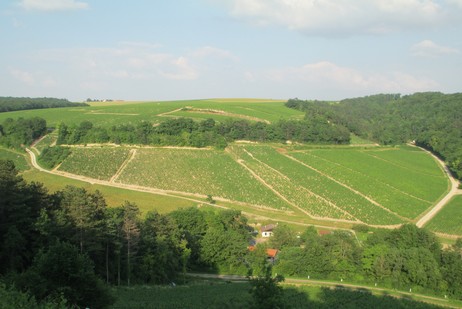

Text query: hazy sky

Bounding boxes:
[1,0,461,101]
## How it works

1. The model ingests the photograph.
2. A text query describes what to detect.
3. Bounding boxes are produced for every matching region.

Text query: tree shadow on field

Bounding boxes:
[309,287,443,309]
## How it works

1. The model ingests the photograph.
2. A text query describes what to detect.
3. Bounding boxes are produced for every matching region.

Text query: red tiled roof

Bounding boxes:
[247,246,279,258]
[266,249,278,258]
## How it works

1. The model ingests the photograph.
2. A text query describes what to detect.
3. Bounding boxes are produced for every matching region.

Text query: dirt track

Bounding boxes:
[415,146,461,228]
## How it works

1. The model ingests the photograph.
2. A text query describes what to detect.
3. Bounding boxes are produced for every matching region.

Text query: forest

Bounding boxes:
[286,92,462,179]
[1,159,462,308]
[0,97,88,113]
[55,116,350,149]
[0,117,47,148]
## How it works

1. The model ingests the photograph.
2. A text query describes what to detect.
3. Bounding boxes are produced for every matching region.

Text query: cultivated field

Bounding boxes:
[44,143,448,227]
[0,99,304,128]
[425,195,462,235]
[116,147,291,210]
[0,99,454,231]
[58,147,131,180]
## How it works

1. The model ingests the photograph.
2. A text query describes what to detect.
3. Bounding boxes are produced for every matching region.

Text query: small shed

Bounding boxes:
[261,224,277,237]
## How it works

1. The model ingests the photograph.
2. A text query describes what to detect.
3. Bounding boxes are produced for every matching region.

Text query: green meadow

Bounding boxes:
[0,148,30,171]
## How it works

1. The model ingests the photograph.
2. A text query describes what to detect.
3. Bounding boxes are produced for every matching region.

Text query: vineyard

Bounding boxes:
[0,98,454,229]
[116,148,291,210]
[58,147,131,180]
[425,196,462,235]
[289,149,444,219]
[234,145,406,225]
[43,142,450,227]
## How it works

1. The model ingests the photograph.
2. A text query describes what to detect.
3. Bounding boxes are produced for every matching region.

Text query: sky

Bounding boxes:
[1,0,461,102]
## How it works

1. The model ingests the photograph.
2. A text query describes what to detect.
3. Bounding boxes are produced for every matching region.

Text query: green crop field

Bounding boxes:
[0,148,30,171]
[0,99,304,128]
[236,145,405,225]
[296,148,448,203]
[116,147,291,210]
[58,147,131,180]
[44,142,449,227]
[425,195,462,235]
[288,148,446,219]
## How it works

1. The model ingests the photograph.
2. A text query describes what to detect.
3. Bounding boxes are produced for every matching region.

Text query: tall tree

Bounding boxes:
[121,201,140,286]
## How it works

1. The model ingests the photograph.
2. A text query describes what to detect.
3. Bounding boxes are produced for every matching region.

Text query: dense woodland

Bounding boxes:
[286,92,462,179]
[0,117,47,148]
[0,97,87,113]
[2,159,462,308]
[55,116,350,149]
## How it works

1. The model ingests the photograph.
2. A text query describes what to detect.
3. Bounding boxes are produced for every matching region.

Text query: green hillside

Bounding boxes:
[0,99,303,128]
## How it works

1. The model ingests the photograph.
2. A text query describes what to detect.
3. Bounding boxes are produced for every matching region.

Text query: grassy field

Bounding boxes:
[0,99,304,128]
[0,147,30,171]
[112,280,457,309]
[21,170,196,215]
[425,195,462,235]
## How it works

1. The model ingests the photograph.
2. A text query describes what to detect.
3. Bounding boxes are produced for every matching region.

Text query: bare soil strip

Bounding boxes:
[86,112,139,116]
[182,108,271,124]
[157,107,185,117]
[110,149,137,183]
[284,153,409,222]
[415,145,461,228]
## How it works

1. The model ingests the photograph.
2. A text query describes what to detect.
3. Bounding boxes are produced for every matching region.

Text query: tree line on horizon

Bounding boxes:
[286,92,462,179]
[0,97,88,113]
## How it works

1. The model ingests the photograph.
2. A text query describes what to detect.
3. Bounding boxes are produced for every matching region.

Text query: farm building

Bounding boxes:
[248,246,279,263]
[261,223,277,237]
